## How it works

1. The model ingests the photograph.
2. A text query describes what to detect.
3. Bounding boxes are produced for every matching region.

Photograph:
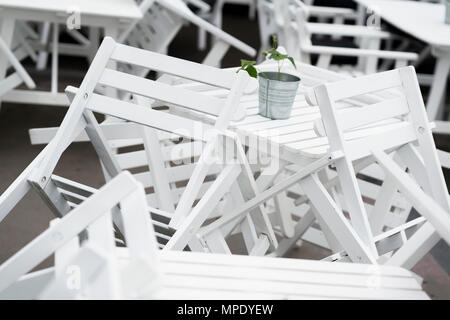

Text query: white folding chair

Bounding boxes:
[305,66,450,266]
[196,66,450,267]
[273,0,418,75]
[0,171,162,299]
[257,0,358,59]
[0,173,428,300]
[1,37,275,256]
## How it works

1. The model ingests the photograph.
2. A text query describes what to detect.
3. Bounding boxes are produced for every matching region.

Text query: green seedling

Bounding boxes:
[237,35,296,81]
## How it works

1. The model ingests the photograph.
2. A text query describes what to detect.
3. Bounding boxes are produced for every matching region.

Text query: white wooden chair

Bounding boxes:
[0,171,162,299]
[1,37,275,256]
[257,0,358,60]
[195,66,450,267]
[153,58,413,258]
[0,173,428,300]
[273,0,418,75]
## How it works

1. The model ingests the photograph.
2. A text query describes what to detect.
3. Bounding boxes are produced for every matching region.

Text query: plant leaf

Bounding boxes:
[245,65,258,78]
[287,56,297,69]
[241,59,256,67]
[269,51,288,61]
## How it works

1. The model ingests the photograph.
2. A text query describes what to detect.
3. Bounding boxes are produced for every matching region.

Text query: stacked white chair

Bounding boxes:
[193,66,450,267]
[254,0,424,258]
[273,0,418,75]
[0,171,429,300]
[257,0,359,59]
[1,37,276,256]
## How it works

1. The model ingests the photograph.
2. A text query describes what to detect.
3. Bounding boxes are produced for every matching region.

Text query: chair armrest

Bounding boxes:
[302,45,418,61]
[307,23,392,39]
[290,0,357,19]
[306,6,358,19]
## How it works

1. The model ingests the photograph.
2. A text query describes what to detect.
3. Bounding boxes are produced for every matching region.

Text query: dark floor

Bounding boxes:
[0,4,449,299]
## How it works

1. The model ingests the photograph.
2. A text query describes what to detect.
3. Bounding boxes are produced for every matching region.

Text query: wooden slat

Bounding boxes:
[111,43,236,89]
[86,93,212,143]
[99,69,227,118]
[325,69,402,101]
[337,96,410,132]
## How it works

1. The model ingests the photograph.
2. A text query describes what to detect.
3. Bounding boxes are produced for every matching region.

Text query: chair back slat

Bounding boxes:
[337,96,410,132]
[111,43,236,89]
[323,69,403,102]
[99,69,227,118]
[86,93,213,143]
[345,123,417,160]
[312,67,427,163]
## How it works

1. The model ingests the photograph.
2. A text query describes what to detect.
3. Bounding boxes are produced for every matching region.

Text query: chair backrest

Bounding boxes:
[0,37,250,254]
[312,66,450,210]
[0,172,161,299]
[29,36,249,187]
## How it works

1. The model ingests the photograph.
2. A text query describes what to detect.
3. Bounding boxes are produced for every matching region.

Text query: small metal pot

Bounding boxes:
[258,72,300,120]
[446,0,450,24]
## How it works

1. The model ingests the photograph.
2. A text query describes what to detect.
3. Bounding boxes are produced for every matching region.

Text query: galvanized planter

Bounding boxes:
[258,72,300,120]
[446,0,450,24]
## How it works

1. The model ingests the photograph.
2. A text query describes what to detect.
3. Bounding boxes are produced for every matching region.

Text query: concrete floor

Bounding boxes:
[0,4,449,299]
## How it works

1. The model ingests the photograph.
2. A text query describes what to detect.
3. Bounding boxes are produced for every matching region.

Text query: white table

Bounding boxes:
[354,0,450,128]
[0,0,142,106]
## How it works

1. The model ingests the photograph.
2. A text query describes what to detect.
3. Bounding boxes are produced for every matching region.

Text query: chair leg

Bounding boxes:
[385,222,440,269]
[165,164,242,251]
[299,173,377,264]
[274,209,315,257]
[372,148,450,245]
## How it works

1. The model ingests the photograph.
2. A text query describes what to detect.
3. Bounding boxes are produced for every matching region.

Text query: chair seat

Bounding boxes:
[115,248,428,300]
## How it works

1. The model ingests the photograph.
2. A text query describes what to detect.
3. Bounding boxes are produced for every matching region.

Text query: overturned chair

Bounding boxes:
[0,172,429,300]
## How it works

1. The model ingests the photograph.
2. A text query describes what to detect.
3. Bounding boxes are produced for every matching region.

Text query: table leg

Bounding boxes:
[427,52,450,121]
[0,17,16,109]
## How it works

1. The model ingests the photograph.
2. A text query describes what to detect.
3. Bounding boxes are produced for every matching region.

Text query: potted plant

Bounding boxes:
[237,36,300,120]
